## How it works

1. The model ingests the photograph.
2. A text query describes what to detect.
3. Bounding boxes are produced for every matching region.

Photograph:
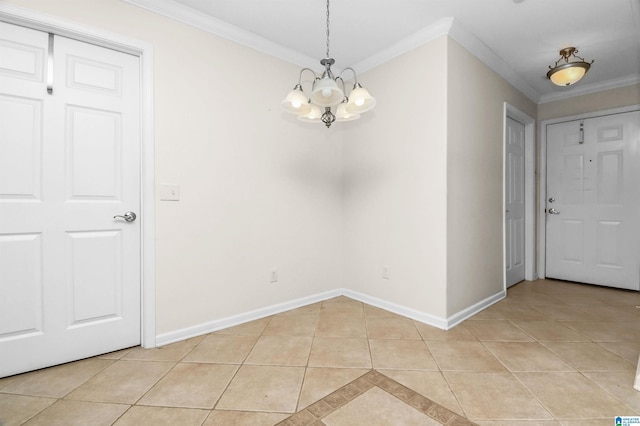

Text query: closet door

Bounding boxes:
[505,116,526,287]
[0,21,141,377]
[545,111,640,290]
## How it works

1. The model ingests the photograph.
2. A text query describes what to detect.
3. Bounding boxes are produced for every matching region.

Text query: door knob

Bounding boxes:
[113,211,137,222]
[548,208,560,215]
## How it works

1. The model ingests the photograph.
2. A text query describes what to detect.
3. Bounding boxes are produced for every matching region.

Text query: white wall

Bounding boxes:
[343,36,537,321]
[343,37,449,318]
[4,0,343,335]
[446,39,536,315]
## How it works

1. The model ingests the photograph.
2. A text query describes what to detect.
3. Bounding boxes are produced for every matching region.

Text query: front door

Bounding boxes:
[505,117,525,287]
[545,111,640,290]
[0,22,142,377]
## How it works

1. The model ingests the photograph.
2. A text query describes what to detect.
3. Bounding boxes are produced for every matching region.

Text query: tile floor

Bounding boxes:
[1,279,639,425]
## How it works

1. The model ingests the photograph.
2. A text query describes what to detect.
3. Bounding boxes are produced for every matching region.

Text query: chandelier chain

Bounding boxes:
[325,0,330,58]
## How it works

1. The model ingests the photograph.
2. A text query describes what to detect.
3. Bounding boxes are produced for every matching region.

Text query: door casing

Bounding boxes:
[538,104,640,281]
[504,103,536,290]
[0,3,157,348]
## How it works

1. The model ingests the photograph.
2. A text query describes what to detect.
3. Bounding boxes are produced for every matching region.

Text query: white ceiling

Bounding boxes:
[131,0,640,103]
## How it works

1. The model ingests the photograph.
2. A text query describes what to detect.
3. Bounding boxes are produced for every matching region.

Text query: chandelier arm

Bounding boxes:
[297,67,318,85]
[339,67,359,86]
[335,76,347,100]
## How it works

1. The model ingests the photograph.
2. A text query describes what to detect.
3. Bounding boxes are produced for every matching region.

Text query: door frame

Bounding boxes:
[538,104,640,280]
[0,4,157,348]
[503,103,536,289]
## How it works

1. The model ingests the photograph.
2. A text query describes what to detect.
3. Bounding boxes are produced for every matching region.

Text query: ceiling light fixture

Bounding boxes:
[546,47,594,87]
[281,0,375,128]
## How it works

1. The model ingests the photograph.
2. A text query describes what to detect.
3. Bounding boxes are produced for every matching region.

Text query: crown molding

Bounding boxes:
[349,17,454,73]
[121,0,318,69]
[350,17,541,103]
[446,20,541,103]
[125,0,637,105]
[538,74,640,104]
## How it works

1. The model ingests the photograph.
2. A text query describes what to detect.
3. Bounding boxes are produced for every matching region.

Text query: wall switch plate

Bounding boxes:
[160,183,180,201]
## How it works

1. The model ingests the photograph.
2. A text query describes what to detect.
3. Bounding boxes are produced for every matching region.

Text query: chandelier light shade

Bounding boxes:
[281,0,375,128]
[297,104,323,122]
[310,74,345,107]
[346,83,376,114]
[546,47,594,87]
[281,85,312,115]
[336,103,360,122]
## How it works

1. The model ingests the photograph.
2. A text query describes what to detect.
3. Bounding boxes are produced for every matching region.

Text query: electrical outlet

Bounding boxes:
[270,268,278,283]
[382,266,390,279]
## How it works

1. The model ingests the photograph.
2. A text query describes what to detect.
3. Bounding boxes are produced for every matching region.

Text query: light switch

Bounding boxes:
[160,183,180,201]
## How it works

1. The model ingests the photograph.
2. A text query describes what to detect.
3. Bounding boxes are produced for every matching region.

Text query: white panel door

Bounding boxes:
[505,117,526,287]
[546,111,640,290]
[0,22,141,377]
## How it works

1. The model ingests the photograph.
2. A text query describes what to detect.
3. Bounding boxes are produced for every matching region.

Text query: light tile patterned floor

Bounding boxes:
[0,279,639,425]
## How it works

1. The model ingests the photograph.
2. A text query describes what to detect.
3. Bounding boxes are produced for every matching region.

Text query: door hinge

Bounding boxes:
[46,33,54,95]
[578,120,584,144]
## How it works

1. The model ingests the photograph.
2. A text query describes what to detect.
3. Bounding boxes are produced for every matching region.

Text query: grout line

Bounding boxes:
[294,311,320,413]
[363,304,376,372]
[130,359,180,406]
[509,369,557,421]
[210,319,270,412]
[577,369,638,413]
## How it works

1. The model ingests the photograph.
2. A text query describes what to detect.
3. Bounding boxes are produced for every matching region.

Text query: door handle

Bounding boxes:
[113,211,137,222]
[548,208,560,215]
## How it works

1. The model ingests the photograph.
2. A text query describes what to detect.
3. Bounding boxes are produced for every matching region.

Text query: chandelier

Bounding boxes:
[546,47,594,87]
[281,0,376,128]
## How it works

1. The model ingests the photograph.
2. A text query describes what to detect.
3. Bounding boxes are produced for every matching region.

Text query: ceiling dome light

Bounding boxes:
[547,47,593,87]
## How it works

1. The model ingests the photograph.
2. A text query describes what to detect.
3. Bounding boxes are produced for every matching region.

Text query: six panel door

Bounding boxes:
[545,111,640,290]
[0,21,141,377]
[505,117,526,287]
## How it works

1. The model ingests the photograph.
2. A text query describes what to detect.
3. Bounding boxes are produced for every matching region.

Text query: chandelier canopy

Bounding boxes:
[281,0,376,128]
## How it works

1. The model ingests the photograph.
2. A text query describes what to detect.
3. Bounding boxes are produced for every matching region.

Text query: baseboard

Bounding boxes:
[155,287,505,346]
[343,289,449,330]
[446,290,506,329]
[155,288,343,346]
